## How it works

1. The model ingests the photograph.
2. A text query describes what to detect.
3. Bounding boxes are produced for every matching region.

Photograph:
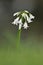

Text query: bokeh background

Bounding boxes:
[0,0,43,65]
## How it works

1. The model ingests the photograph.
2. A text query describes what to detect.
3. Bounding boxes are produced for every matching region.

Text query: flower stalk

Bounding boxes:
[16,29,21,49]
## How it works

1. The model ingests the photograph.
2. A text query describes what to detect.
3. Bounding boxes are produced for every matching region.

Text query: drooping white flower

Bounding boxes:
[28,18,32,23]
[22,13,34,23]
[29,13,35,19]
[26,14,34,23]
[12,17,19,25]
[18,19,23,30]
[23,22,29,29]
[26,15,32,23]
[13,12,20,16]
[19,23,22,30]
[25,10,29,13]
[18,19,22,24]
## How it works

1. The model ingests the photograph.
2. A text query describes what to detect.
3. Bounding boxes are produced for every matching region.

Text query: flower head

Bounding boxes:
[12,10,35,30]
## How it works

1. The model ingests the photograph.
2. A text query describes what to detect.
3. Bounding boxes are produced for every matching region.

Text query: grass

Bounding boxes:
[0,45,43,65]
[0,31,43,65]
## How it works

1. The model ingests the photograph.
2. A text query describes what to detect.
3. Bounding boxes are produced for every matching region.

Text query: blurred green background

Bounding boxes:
[0,0,43,65]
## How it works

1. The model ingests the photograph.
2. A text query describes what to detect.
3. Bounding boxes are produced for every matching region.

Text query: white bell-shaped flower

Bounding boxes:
[19,24,22,30]
[18,19,22,24]
[12,17,19,25]
[25,10,29,13]
[26,16,32,23]
[28,18,32,23]
[18,19,23,30]
[13,12,20,16]
[22,13,33,23]
[23,22,29,29]
[29,13,35,19]
[25,13,34,23]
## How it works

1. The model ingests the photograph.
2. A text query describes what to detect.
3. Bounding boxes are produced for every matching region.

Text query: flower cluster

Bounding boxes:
[12,10,35,30]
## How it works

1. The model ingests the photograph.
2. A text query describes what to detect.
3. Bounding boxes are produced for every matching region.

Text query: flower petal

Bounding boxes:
[18,19,23,30]
[27,18,33,23]
[29,13,35,19]
[24,14,33,23]
[13,12,20,16]
[23,22,29,29]
[22,13,26,19]
[12,17,19,25]
[18,19,22,24]
[19,24,22,30]
[25,10,29,13]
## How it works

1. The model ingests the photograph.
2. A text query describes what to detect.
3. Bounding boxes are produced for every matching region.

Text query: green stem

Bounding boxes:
[16,30,21,49]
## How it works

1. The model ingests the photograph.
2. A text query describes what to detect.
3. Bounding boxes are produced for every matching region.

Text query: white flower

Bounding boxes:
[24,13,34,23]
[13,12,20,16]
[25,10,29,13]
[12,10,35,30]
[22,13,34,23]
[18,19,23,30]
[18,19,22,24]
[19,23,22,30]
[29,13,35,19]
[26,15,32,23]
[23,22,29,29]
[28,18,32,23]
[12,17,19,25]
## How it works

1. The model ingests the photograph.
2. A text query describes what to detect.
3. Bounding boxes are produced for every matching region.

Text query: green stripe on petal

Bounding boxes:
[22,17,25,23]
[24,11,30,17]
